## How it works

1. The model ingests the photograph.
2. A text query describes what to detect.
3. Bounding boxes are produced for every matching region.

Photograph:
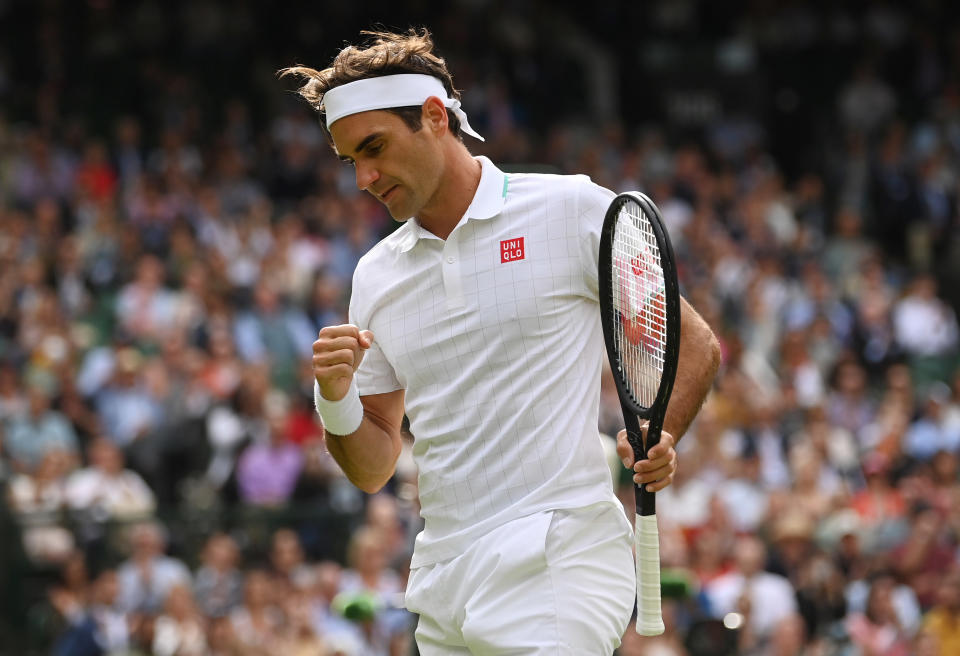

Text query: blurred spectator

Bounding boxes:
[198,319,244,401]
[850,255,901,374]
[783,442,843,522]
[656,449,715,531]
[279,589,327,656]
[822,208,873,291]
[232,280,315,390]
[269,528,311,594]
[229,569,285,650]
[904,382,960,461]
[206,615,243,656]
[767,512,817,583]
[890,504,954,610]
[892,273,959,371]
[7,449,75,564]
[75,139,118,204]
[838,60,897,136]
[364,493,414,570]
[4,379,79,472]
[793,551,847,640]
[0,360,26,421]
[871,124,920,262]
[922,569,960,656]
[307,273,347,331]
[827,358,877,446]
[846,567,923,641]
[790,406,860,488]
[849,453,908,552]
[341,526,404,603]
[11,133,75,205]
[328,220,377,283]
[203,366,269,495]
[65,436,156,522]
[340,526,412,655]
[50,568,131,656]
[115,254,178,344]
[716,442,769,533]
[148,128,202,182]
[152,584,209,656]
[112,116,144,188]
[704,535,798,643]
[766,613,807,656]
[94,347,162,449]
[236,390,303,507]
[117,521,191,615]
[846,575,914,656]
[126,347,212,506]
[305,560,357,644]
[193,532,244,619]
[688,527,734,589]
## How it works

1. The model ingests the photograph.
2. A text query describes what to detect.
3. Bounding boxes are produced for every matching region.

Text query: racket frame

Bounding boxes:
[598,191,681,515]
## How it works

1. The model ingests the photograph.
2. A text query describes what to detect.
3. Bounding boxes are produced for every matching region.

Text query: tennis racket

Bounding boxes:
[598,192,681,636]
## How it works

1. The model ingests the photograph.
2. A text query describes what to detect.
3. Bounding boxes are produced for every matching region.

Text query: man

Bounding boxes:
[284,29,720,654]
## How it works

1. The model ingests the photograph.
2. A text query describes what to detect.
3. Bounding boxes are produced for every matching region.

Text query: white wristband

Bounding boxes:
[314,378,364,436]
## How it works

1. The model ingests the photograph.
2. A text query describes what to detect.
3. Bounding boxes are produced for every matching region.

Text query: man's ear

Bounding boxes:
[421,96,449,135]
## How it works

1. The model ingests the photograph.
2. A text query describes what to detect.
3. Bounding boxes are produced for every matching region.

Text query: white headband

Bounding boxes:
[323,73,484,141]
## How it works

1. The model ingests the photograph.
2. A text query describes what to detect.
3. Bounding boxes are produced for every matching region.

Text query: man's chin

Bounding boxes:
[388,208,414,221]
[385,201,416,221]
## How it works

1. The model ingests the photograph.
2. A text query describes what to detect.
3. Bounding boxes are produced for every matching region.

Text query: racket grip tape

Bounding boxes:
[634,513,664,636]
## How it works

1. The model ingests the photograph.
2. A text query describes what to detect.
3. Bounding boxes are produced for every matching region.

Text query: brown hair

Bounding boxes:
[279,28,463,141]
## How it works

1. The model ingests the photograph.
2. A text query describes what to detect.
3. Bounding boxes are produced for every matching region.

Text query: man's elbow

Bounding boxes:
[357,479,389,495]
[347,472,392,495]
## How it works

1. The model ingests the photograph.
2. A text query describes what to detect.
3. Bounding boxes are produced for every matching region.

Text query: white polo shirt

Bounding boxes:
[349,156,621,567]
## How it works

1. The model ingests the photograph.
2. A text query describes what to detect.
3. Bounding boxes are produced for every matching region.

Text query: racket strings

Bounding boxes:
[610,202,667,410]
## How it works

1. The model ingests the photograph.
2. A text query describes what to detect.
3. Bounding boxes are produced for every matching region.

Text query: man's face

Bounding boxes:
[329,107,444,221]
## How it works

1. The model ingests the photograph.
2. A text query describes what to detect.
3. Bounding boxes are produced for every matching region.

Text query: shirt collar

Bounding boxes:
[464,156,508,222]
[396,156,507,253]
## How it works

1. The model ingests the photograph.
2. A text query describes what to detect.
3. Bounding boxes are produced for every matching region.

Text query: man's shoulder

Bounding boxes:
[504,170,594,195]
[503,170,615,213]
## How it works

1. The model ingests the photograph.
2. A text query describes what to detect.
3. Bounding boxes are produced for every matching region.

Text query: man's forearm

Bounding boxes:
[324,416,402,494]
[664,296,721,442]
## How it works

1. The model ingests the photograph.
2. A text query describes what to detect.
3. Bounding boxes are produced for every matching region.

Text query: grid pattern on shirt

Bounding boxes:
[349,158,622,566]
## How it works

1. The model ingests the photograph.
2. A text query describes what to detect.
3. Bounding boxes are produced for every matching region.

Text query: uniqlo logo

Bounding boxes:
[500,237,525,263]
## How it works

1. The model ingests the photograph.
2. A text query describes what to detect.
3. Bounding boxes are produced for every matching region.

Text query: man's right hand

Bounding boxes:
[312,325,374,401]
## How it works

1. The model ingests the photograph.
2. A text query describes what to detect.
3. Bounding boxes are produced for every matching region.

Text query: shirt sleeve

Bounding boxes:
[576,176,616,303]
[348,266,403,396]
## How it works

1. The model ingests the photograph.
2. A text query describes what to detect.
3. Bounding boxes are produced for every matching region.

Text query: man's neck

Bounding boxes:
[417,146,482,240]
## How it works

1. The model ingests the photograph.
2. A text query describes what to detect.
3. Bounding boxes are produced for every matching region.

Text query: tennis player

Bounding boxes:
[284,29,720,654]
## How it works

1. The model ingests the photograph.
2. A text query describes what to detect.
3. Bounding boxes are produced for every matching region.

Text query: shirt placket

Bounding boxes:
[441,231,466,310]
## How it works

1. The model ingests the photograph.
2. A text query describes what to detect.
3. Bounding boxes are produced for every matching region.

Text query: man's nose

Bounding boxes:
[355,161,380,191]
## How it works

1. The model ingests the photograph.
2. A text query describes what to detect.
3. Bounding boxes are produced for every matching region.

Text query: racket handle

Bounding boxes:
[634,514,664,636]
[637,419,663,516]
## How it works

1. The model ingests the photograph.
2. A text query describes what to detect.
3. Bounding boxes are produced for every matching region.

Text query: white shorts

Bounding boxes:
[404,501,635,655]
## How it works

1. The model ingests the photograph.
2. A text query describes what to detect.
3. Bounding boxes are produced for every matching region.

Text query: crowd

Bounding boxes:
[2,1,960,655]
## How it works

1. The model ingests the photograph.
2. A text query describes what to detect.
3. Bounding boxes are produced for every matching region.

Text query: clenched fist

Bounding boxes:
[312,325,374,402]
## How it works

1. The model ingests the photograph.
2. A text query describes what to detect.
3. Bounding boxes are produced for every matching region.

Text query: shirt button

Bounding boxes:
[446,256,455,263]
